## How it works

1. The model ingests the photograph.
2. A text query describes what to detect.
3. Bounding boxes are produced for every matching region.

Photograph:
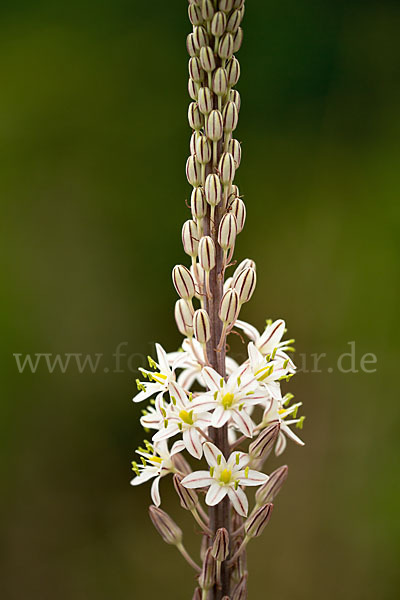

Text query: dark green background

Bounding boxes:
[1,1,399,598]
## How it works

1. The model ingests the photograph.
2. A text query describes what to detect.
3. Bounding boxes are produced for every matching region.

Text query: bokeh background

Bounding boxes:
[1,0,399,598]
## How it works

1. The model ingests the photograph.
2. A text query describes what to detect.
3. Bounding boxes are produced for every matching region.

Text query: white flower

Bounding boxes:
[263,397,305,456]
[243,342,296,401]
[130,439,184,506]
[152,382,212,459]
[133,343,185,403]
[192,366,268,437]
[181,442,268,516]
[235,318,294,357]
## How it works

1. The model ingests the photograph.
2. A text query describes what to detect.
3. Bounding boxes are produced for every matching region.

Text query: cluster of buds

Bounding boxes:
[131,2,305,599]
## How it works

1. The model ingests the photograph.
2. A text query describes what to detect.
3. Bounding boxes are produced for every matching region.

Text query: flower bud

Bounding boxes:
[182,219,199,257]
[190,131,197,155]
[226,57,240,86]
[189,3,204,26]
[218,32,234,59]
[202,0,215,21]
[218,213,237,251]
[245,503,273,539]
[186,155,202,187]
[188,102,204,130]
[232,266,256,303]
[230,89,241,111]
[192,588,202,600]
[211,11,227,37]
[233,258,256,277]
[186,33,198,57]
[212,67,228,96]
[172,452,192,476]
[249,422,280,460]
[204,173,222,206]
[189,56,204,83]
[226,9,243,33]
[198,86,214,115]
[223,101,239,133]
[193,309,211,344]
[173,474,198,511]
[228,138,242,168]
[255,465,288,505]
[195,135,212,164]
[200,45,216,72]
[229,197,246,232]
[219,288,239,325]
[172,265,196,300]
[199,548,216,591]
[232,574,248,600]
[174,299,194,337]
[198,236,216,271]
[233,0,245,9]
[218,152,236,184]
[149,505,183,546]
[188,78,201,101]
[191,187,207,219]
[219,0,234,12]
[193,25,209,50]
[233,27,243,53]
[205,109,223,141]
[211,528,229,561]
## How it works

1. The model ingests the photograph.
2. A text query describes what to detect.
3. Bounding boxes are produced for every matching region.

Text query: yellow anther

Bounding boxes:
[179,409,194,425]
[152,372,167,384]
[150,456,163,464]
[219,469,232,484]
[222,392,234,409]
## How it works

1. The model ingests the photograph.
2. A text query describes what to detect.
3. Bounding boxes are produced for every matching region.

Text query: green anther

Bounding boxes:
[141,409,148,415]
[266,354,271,361]
[136,379,146,392]
[164,419,168,428]
[178,422,183,431]
[217,455,222,465]
[161,407,166,417]
[246,390,255,396]
[141,457,147,466]
[245,466,249,478]
[214,391,218,400]
[238,403,244,411]
[147,356,157,369]
[234,480,239,490]
[237,376,241,386]
[171,396,176,405]
[236,453,240,465]
[220,378,224,388]
[189,392,193,402]
[266,319,272,326]
[286,346,296,353]
[283,359,289,369]
[296,416,306,430]
[143,427,150,433]
[271,348,277,359]
[210,466,215,477]
[150,398,156,405]
[292,406,299,419]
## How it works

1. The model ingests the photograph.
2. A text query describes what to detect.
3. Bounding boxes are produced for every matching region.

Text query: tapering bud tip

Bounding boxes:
[211,528,230,561]
[249,421,280,460]
[173,265,196,300]
[199,547,216,591]
[173,474,198,511]
[232,266,256,303]
[149,505,183,546]
[255,465,289,505]
[245,503,274,539]
[193,309,211,344]
[198,235,216,272]
[219,288,240,325]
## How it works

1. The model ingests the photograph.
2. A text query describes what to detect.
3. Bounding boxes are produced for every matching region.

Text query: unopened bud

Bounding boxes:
[188,102,204,130]
[226,9,243,33]
[186,155,202,187]
[188,78,201,101]
[189,3,204,27]
[233,27,243,53]
[173,474,198,511]
[218,213,237,250]
[255,465,288,505]
[232,574,248,600]
[172,452,192,476]
[249,422,279,460]
[218,32,234,59]
[211,528,229,561]
[232,266,256,303]
[219,0,234,11]
[191,187,207,219]
[201,0,215,21]
[226,57,241,86]
[228,139,242,168]
[212,67,228,96]
[211,11,227,37]
[233,0,245,9]
[205,109,223,141]
[198,236,216,271]
[182,219,199,257]
[193,25,209,50]
[200,46,216,72]
[223,101,239,133]
[219,288,240,325]
[230,198,246,232]
[218,152,236,184]
[192,588,202,600]
[187,33,198,57]
[173,265,196,300]
[175,299,194,337]
[199,548,216,591]
[230,89,241,111]
[189,57,204,83]
[205,173,223,206]
[195,135,212,164]
[193,309,211,343]
[149,505,182,546]
[233,259,256,277]
[198,86,214,115]
[245,503,273,539]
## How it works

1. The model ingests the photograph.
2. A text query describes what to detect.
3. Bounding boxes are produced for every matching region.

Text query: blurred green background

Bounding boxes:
[1,0,399,598]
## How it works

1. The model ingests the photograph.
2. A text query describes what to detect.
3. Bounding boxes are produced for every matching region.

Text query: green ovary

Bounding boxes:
[222,392,234,409]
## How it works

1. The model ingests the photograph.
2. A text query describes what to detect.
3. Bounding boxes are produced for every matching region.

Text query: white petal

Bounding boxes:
[227,451,248,471]
[258,319,285,354]
[155,343,170,373]
[132,383,160,403]
[169,381,188,406]
[281,423,305,446]
[235,319,260,342]
[151,476,161,506]
[248,342,263,368]
[178,368,198,390]
[211,406,230,428]
[203,442,224,468]
[130,469,156,486]
[275,431,287,456]
[152,424,180,442]
[181,471,213,489]
[237,469,269,486]
[231,409,254,437]
[227,486,248,517]
[183,428,203,459]
[170,440,186,456]
[202,366,223,392]
[205,483,228,506]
